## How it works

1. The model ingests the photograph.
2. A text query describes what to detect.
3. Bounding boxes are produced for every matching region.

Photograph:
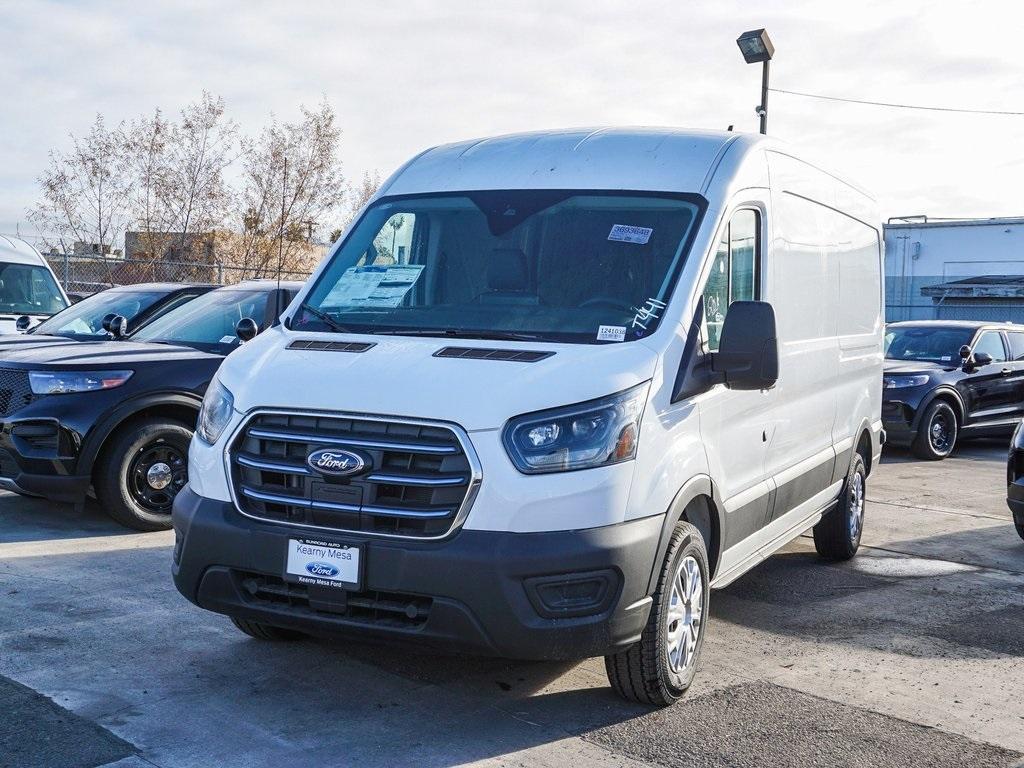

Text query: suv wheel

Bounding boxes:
[813,452,866,560]
[604,521,709,706]
[912,400,958,460]
[94,417,191,531]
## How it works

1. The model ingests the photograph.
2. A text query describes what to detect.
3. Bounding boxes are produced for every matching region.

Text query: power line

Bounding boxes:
[769,87,1024,116]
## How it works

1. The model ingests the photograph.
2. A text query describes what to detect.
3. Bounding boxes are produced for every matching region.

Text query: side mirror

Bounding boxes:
[235,317,259,342]
[109,315,128,339]
[15,316,31,332]
[710,301,779,390]
[973,351,993,367]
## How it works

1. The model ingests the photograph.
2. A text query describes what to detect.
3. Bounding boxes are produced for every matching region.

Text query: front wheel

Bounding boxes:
[94,417,191,531]
[912,400,958,460]
[605,521,709,706]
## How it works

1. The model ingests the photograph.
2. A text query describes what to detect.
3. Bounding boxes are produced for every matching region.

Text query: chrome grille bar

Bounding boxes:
[247,427,459,455]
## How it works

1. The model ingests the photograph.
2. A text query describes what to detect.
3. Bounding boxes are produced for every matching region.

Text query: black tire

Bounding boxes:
[230,617,305,641]
[912,400,958,460]
[94,417,191,531]
[604,521,709,706]
[813,453,866,561]
[1015,519,1024,543]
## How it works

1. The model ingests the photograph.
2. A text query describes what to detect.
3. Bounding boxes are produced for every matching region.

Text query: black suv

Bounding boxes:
[883,321,1024,460]
[0,281,301,530]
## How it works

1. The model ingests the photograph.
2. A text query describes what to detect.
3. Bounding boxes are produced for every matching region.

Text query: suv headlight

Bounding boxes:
[197,378,234,445]
[502,382,649,474]
[883,374,929,389]
[29,370,133,394]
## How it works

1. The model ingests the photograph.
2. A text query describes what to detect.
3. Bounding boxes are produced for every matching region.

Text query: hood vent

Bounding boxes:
[288,340,375,353]
[434,346,554,362]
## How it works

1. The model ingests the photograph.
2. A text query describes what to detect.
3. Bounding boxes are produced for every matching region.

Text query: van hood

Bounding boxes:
[221,328,660,432]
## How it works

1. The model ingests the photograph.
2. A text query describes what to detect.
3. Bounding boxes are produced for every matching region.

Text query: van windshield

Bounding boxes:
[294,191,703,344]
[0,263,66,316]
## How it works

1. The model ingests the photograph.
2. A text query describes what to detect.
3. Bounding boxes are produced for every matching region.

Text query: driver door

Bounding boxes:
[963,330,1013,426]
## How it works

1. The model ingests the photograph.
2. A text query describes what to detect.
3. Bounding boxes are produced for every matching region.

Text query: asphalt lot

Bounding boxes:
[1,441,1023,768]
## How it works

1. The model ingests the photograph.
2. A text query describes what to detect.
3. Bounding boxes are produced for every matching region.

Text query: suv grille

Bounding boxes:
[229,411,478,538]
[0,369,35,418]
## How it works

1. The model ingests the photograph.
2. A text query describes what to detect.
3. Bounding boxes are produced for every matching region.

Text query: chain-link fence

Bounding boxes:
[43,253,312,295]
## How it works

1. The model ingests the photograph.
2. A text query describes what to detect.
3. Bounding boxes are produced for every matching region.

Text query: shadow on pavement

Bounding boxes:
[0,492,141,544]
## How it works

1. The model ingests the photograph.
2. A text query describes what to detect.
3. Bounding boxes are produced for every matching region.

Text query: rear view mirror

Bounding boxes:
[235,317,259,342]
[711,301,779,390]
[15,315,30,332]
[109,315,128,339]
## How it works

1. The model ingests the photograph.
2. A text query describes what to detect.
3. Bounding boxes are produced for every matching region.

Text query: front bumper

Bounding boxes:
[171,486,661,660]
[881,399,918,446]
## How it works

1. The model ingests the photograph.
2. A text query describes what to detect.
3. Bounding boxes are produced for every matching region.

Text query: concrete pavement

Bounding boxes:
[0,441,1022,767]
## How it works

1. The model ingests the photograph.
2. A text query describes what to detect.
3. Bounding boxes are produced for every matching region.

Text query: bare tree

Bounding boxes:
[28,114,131,271]
[160,93,238,260]
[331,170,382,241]
[124,108,172,259]
[226,100,346,277]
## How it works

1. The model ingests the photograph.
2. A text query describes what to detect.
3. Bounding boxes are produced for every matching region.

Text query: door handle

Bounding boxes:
[1001,368,1012,376]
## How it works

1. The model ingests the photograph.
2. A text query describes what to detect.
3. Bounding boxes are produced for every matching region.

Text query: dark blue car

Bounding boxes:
[883,321,1024,460]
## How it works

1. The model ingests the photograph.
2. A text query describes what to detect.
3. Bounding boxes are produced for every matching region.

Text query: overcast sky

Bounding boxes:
[2,0,1023,237]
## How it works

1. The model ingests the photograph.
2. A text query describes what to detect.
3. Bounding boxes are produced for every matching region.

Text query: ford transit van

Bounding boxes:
[172,128,883,706]
[0,235,69,332]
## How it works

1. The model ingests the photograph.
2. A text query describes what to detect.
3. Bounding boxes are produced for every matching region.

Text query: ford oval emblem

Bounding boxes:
[306,448,366,477]
[306,562,339,577]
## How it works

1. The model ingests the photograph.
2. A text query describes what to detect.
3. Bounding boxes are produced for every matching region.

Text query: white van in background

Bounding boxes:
[172,128,884,706]
[0,235,70,332]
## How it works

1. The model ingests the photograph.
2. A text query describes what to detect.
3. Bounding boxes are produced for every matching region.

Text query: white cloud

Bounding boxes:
[2,0,1023,234]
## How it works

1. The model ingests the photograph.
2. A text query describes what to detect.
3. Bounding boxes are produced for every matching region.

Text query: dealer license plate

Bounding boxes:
[284,538,361,590]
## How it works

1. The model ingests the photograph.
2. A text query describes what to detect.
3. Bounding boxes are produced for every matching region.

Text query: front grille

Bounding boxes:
[230,411,478,538]
[0,368,35,418]
[237,571,431,628]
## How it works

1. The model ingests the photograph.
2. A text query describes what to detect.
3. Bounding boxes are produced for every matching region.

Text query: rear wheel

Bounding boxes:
[813,453,866,561]
[230,617,305,641]
[912,400,958,460]
[94,418,191,531]
[604,521,709,706]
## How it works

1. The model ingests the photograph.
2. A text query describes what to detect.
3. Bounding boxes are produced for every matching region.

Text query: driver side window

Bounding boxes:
[702,209,760,350]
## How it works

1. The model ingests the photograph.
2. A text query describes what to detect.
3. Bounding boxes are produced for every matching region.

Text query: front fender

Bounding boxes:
[78,391,203,474]
[645,474,722,593]
[910,386,965,431]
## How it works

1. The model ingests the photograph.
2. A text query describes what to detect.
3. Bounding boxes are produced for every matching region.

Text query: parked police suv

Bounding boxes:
[883,321,1024,460]
[0,281,300,530]
[172,129,883,706]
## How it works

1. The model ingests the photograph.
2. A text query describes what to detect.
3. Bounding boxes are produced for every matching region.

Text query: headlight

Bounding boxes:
[502,382,649,474]
[197,378,234,445]
[883,374,929,389]
[29,370,133,395]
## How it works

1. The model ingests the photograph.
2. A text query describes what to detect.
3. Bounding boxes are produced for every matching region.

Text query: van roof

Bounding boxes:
[0,235,49,266]
[383,127,766,197]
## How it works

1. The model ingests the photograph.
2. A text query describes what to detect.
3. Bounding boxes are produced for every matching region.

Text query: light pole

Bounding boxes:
[736,29,775,135]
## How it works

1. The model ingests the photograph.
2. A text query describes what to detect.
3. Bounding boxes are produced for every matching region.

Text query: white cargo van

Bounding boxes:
[173,128,883,705]
[0,235,70,332]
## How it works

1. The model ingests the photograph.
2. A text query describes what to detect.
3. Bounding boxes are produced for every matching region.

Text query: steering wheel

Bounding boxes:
[580,296,633,312]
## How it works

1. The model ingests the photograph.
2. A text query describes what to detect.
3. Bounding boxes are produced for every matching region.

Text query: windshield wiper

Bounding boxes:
[295,303,350,333]
[370,328,541,342]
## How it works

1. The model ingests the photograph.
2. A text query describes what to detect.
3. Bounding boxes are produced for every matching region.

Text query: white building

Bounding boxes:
[884,216,1024,322]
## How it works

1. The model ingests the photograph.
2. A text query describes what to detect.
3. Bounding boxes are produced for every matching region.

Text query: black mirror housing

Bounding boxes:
[959,344,972,360]
[973,351,993,367]
[15,315,31,332]
[109,315,128,339]
[710,301,779,390]
[101,313,117,333]
[235,317,259,342]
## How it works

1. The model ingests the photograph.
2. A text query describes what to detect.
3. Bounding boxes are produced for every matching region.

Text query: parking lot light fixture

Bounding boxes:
[735,28,774,135]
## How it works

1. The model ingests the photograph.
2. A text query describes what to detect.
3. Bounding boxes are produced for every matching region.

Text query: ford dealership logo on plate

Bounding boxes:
[306,562,340,577]
[306,448,365,477]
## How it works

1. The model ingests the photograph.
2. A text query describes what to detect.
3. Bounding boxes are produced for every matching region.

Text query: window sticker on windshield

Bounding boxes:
[608,224,653,245]
[941,355,951,361]
[219,335,236,344]
[597,325,626,342]
[324,264,425,309]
